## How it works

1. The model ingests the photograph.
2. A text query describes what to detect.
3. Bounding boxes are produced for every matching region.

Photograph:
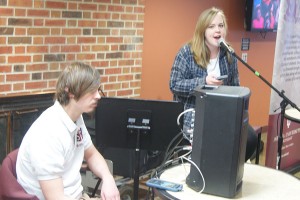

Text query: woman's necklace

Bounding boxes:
[209,50,220,72]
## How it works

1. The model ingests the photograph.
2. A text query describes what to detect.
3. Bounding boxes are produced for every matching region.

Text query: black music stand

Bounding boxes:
[95,97,183,200]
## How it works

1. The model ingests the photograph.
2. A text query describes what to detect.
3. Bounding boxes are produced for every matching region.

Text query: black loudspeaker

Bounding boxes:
[186,85,250,198]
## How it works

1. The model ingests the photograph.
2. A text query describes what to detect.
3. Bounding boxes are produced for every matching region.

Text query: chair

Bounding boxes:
[0,148,38,200]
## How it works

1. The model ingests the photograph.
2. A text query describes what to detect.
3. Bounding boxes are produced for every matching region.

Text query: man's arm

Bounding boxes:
[84,144,120,200]
[39,178,75,200]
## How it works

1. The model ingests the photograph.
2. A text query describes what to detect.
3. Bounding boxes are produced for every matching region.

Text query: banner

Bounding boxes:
[266,0,300,170]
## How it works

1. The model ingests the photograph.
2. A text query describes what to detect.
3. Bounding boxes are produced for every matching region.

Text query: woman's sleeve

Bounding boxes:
[169,48,205,98]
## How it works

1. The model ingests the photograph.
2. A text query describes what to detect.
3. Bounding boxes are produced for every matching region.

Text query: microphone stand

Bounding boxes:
[226,49,300,170]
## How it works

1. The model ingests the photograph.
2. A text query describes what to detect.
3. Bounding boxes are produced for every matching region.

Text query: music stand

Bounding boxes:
[95,97,183,200]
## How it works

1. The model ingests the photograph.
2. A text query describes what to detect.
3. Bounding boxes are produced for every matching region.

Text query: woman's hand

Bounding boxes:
[206,74,223,85]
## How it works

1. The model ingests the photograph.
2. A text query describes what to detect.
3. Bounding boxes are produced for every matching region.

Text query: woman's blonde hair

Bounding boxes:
[55,62,100,105]
[190,7,228,68]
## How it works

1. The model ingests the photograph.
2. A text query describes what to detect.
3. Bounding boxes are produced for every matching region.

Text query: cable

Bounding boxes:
[182,156,206,193]
[177,108,195,126]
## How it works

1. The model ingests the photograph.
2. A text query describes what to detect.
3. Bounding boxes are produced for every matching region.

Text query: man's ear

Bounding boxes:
[65,87,74,98]
[64,87,69,93]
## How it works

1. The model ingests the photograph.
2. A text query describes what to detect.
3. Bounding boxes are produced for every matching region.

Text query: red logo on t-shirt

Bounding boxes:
[76,128,83,147]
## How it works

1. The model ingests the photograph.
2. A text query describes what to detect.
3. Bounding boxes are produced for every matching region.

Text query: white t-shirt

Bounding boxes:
[16,101,92,200]
[207,56,220,77]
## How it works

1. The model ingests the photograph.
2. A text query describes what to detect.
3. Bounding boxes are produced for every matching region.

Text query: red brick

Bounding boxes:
[121,14,137,20]
[9,0,32,7]
[122,66,130,73]
[138,0,146,6]
[25,81,47,89]
[117,89,133,96]
[0,18,6,26]
[51,10,61,18]
[26,63,48,71]
[45,19,66,27]
[15,28,26,35]
[0,74,4,82]
[66,54,76,61]
[34,1,45,8]
[111,45,118,51]
[0,65,12,72]
[131,66,142,73]
[68,2,77,10]
[8,56,31,63]
[132,52,142,58]
[77,37,96,44]
[67,37,76,44]
[134,6,144,13]
[27,28,50,35]
[134,22,144,28]
[125,6,134,13]
[121,0,137,5]
[62,28,81,35]
[34,19,44,26]
[77,53,95,60]
[92,61,109,67]
[108,5,124,12]
[122,82,130,88]
[82,45,91,52]
[6,73,30,82]
[79,3,98,11]
[112,13,120,20]
[13,83,25,91]
[51,28,61,35]
[78,20,97,27]
[45,37,66,44]
[94,0,111,4]
[118,74,133,81]
[0,84,11,92]
[0,46,12,54]
[15,46,25,54]
[93,12,111,19]
[15,8,26,16]
[137,14,144,21]
[61,45,81,52]
[104,83,121,90]
[0,8,13,16]
[46,1,67,9]
[28,9,50,17]
[105,68,122,75]
[133,88,140,95]
[27,46,48,53]
[33,37,43,44]
[130,80,141,88]
[108,76,117,82]
[33,55,43,62]
[92,45,109,52]
[119,59,134,66]
[106,37,123,43]
[48,80,57,88]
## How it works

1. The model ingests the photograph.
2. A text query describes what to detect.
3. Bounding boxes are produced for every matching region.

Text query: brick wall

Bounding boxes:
[0,0,145,97]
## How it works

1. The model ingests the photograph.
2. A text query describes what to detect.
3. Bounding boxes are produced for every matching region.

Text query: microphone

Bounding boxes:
[218,38,234,54]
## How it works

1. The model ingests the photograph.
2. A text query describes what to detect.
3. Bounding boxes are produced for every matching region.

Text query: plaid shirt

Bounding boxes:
[169,44,240,130]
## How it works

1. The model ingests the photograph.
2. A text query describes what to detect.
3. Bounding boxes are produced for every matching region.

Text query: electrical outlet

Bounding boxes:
[242,53,248,63]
